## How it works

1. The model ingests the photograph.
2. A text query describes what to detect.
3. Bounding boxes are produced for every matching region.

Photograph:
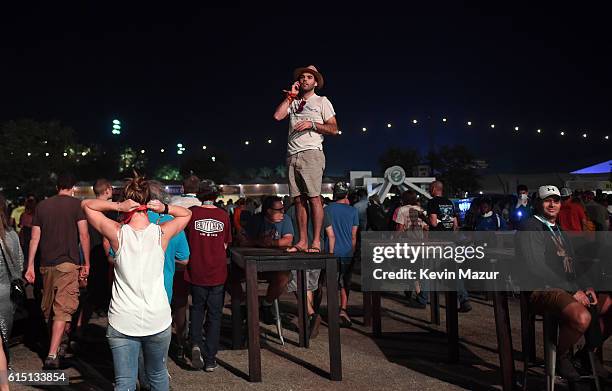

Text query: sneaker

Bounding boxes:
[204,360,218,372]
[43,355,60,370]
[175,343,185,361]
[260,304,277,325]
[557,352,581,381]
[309,313,321,339]
[458,300,472,313]
[406,298,427,309]
[191,346,204,370]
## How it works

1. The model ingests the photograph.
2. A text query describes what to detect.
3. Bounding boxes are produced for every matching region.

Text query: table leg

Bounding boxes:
[493,291,515,391]
[372,291,381,337]
[363,291,372,328]
[245,260,261,382]
[445,291,459,363]
[297,269,308,348]
[430,290,440,325]
[230,265,242,350]
[326,257,342,381]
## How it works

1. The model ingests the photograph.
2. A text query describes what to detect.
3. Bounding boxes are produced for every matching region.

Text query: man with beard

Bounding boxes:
[273,65,339,253]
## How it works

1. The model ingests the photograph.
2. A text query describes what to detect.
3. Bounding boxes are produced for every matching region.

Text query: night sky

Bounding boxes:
[2,3,611,176]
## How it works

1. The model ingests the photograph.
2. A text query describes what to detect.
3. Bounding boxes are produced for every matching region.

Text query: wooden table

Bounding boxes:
[363,247,516,391]
[229,247,342,382]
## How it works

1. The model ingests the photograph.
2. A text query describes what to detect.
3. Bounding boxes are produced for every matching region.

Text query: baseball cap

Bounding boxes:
[199,179,219,197]
[559,187,572,197]
[333,181,349,196]
[538,185,561,200]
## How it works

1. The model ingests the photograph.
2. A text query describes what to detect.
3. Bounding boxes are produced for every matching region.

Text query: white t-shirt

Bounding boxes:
[287,94,335,156]
[170,194,202,209]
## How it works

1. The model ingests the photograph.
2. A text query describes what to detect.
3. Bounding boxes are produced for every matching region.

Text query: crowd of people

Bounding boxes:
[2,175,612,389]
[1,63,612,390]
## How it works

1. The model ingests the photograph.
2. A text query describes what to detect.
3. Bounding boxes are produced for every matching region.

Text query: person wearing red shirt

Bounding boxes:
[184,180,231,372]
[558,188,588,231]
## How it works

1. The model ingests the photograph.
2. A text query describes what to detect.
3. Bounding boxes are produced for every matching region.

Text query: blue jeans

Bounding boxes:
[106,324,171,391]
[190,284,224,363]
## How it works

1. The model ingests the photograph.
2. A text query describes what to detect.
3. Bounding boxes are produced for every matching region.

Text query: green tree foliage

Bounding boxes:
[426,145,481,196]
[0,120,81,196]
[155,165,181,181]
[378,147,420,175]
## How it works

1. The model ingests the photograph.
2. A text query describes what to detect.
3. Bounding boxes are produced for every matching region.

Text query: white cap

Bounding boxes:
[538,185,561,199]
[560,187,572,197]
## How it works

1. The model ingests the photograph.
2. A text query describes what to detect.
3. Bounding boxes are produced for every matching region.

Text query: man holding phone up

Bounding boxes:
[273,65,339,253]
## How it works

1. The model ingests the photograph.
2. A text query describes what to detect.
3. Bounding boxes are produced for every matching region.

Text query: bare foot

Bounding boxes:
[286,243,307,253]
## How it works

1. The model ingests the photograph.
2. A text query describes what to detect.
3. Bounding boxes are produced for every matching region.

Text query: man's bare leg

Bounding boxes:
[309,196,323,252]
[48,320,67,357]
[265,271,292,302]
[288,195,309,252]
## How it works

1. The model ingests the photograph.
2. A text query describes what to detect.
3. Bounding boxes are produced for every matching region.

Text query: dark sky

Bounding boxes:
[2,3,611,176]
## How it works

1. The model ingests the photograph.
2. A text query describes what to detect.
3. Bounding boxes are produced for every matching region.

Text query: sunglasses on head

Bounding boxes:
[295,99,306,113]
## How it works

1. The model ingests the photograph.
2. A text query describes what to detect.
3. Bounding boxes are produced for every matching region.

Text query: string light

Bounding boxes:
[202,145,207,150]
[387,123,392,128]
[244,141,250,145]
[211,156,216,162]
[63,152,68,157]
[140,149,145,153]
[514,126,519,131]
[442,118,447,122]
[338,130,342,135]
[45,152,50,157]
[160,148,165,153]
[362,127,367,132]
[81,151,87,156]
[27,152,31,156]
[267,139,272,143]
[560,131,565,136]
[467,121,472,126]
[582,133,587,138]
[490,124,495,129]
[606,136,610,140]
[537,129,542,134]
[412,119,418,124]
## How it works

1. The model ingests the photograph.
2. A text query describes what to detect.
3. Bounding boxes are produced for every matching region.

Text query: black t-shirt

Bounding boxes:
[427,196,456,231]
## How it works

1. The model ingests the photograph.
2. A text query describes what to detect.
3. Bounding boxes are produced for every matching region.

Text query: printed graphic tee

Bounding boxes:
[287,94,335,155]
[427,196,456,231]
[185,206,232,286]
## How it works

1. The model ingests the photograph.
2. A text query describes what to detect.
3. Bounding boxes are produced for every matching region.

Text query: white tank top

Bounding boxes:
[108,223,171,336]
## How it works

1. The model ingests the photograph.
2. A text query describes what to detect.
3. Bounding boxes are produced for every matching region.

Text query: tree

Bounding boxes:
[258,167,273,179]
[378,147,420,174]
[180,152,231,183]
[155,165,181,181]
[426,145,481,196]
[274,165,287,179]
[0,119,81,197]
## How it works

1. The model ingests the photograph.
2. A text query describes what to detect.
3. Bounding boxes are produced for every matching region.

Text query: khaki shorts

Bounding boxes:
[287,149,325,198]
[529,288,577,316]
[40,262,80,321]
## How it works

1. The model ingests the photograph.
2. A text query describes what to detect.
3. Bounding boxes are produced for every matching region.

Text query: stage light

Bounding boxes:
[514,126,519,131]
[45,152,50,157]
[362,127,367,131]
[582,133,587,138]
[537,129,541,134]
[467,121,472,126]
[211,156,216,162]
[560,131,565,136]
[177,143,183,148]
[490,124,495,128]
[27,152,31,156]
[245,141,250,145]
[338,130,342,134]
[412,119,418,124]
[160,148,165,153]
[140,149,145,153]
[63,152,68,157]
[268,139,272,143]
[606,136,610,140]
[202,145,207,150]
[387,123,392,128]
[442,118,447,122]
[113,119,121,125]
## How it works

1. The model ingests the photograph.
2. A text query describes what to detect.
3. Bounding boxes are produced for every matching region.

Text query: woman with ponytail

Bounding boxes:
[82,174,191,391]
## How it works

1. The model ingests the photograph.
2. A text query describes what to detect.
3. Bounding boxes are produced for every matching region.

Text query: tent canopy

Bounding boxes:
[570,160,612,174]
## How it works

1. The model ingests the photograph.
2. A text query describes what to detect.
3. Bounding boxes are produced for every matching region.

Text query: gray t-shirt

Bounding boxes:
[287,94,335,156]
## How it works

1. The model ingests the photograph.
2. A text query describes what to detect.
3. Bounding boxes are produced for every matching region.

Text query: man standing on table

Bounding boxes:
[274,65,339,253]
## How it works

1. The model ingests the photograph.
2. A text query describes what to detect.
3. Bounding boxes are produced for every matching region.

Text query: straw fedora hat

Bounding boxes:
[293,65,324,89]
